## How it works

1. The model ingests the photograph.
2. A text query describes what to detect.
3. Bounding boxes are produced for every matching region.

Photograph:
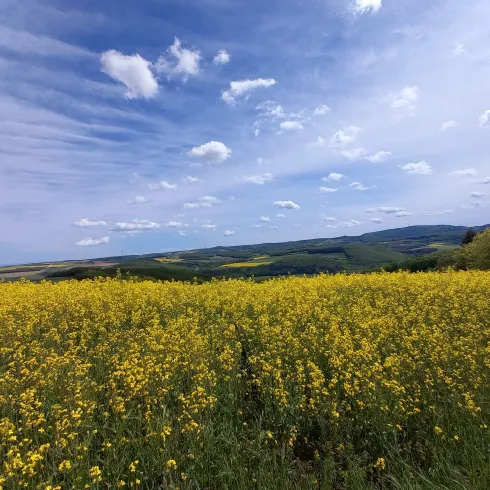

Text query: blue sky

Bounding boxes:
[1,0,489,264]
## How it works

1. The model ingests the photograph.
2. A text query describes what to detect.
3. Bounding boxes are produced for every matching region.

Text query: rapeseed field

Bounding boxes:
[1,272,489,489]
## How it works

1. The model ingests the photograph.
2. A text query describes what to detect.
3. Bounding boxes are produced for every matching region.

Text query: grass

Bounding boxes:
[154,257,185,263]
[221,258,273,268]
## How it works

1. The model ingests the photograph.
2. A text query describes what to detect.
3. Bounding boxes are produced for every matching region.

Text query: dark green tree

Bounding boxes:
[462,229,478,246]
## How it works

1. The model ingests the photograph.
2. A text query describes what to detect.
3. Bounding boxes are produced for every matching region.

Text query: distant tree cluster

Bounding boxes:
[384,229,490,273]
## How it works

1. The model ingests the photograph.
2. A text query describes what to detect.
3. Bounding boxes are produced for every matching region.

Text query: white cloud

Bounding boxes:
[367,207,406,214]
[395,211,414,217]
[165,221,186,228]
[202,224,217,230]
[280,120,304,131]
[391,86,419,114]
[349,182,377,191]
[354,0,382,14]
[149,180,177,190]
[241,173,274,185]
[371,218,383,224]
[323,216,337,222]
[100,50,158,99]
[364,151,392,163]
[250,224,264,228]
[178,231,186,236]
[276,213,285,218]
[183,196,221,209]
[222,78,277,104]
[462,201,482,209]
[273,200,301,210]
[224,230,235,237]
[338,220,362,228]
[155,37,200,81]
[330,125,362,148]
[260,216,271,222]
[482,177,490,184]
[478,110,490,128]
[470,191,484,198]
[453,44,467,56]
[448,168,476,177]
[439,120,457,131]
[310,136,326,147]
[313,104,331,116]
[341,148,366,160]
[256,101,286,119]
[325,225,337,229]
[270,225,279,230]
[254,128,261,137]
[188,141,232,163]
[319,187,338,193]
[112,219,160,231]
[76,236,110,247]
[127,196,149,204]
[213,49,230,66]
[400,161,433,175]
[182,176,200,184]
[323,172,346,182]
[72,218,107,228]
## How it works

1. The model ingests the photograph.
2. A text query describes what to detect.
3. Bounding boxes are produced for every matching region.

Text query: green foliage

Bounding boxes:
[462,229,478,245]
[460,228,490,270]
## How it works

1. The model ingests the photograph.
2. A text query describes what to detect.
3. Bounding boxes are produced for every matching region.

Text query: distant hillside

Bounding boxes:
[3,224,489,282]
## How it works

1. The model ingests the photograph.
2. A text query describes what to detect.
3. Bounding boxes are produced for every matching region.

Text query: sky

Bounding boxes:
[1,0,489,264]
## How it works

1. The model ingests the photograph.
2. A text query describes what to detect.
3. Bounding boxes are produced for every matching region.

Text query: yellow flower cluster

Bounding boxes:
[0,271,489,488]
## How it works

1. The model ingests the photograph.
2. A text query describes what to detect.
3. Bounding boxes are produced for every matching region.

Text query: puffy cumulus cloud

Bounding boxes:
[354,0,382,14]
[395,211,414,217]
[259,216,271,222]
[313,104,331,116]
[202,224,217,230]
[280,120,304,131]
[364,151,392,163]
[182,176,200,184]
[319,187,338,193]
[400,161,433,175]
[100,50,158,99]
[478,110,490,128]
[449,168,476,176]
[470,191,484,198]
[76,236,110,247]
[349,182,377,191]
[184,196,221,209]
[222,78,276,104]
[127,196,149,204]
[224,230,235,237]
[371,218,383,224]
[269,225,279,230]
[391,86,419,114]
[338,220,362,228]
[482,177,490,184]
[276,213,285,218]
[240,173,274,185]
[453,44,467,56]
[323,172,346,182]
[155,37,200,80]
[341,148,366,160]
[188,141,232,163]
[112,219,160,231]
[256,101,286,119]
[330,125,362,148]
[149,180,177,190]
[439,120,457,131]
[72,218,107,228]
[367,206,406,214]
[323,216,337,222]
[213,49,230,66]
[273,200,301,210]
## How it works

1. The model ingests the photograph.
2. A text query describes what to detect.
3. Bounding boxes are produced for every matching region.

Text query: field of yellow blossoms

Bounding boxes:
[1,271,489,489]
